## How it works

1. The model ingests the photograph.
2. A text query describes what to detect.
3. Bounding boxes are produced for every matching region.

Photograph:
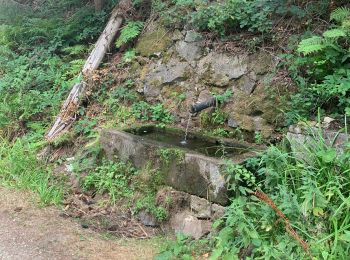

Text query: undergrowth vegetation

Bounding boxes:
[159,128,350,258]
[154,0,331,37]
[76,156,168,221]
[286,7,350,123]
[0,0,114,137]
[1,0,350,259]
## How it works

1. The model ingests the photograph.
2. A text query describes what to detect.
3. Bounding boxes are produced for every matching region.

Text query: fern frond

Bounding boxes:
[116,21,144,48]
[323,28,346,39]
[62,45,88,56]
[330,7,350,23]
[342,19,350,30]
[297,36,325,55]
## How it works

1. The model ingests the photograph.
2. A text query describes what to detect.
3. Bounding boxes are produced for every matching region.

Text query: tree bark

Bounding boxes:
[46,0,132,141]
[82,8,123,74]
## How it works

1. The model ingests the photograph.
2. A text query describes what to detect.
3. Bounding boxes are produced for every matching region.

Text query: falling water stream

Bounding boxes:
[180,113,192,145]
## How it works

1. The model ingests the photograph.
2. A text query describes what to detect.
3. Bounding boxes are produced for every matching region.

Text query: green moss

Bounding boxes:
[135,27,172,57]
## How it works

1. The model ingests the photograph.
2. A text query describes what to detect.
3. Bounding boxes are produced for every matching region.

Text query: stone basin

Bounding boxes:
[100,125,262,205]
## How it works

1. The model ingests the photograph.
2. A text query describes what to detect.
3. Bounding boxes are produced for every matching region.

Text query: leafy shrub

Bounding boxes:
[212,89,233,104]
[155,0,195,29]
[159,128,350,258]
[192,0,272,35]
[151,104,173,123]
[132,101,173,123]
[159,148,185,165]
[156,233,211,260]
[73,117,98,137]
[211,109,228,125]
[132,101,152,121]
[122,48,137,63]
[134,193,168,221]
[83,159,137,203]
[110,87,138,103]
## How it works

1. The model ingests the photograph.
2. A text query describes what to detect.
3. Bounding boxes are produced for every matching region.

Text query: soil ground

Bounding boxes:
[0,187,163,260]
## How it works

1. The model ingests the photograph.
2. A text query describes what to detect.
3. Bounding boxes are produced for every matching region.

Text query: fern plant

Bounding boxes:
[330,6,350,23]
[297,36,325,55]
[288,6,350,121]
[115,20,144,48]
[62,44,88,56]
[298,7,350,56]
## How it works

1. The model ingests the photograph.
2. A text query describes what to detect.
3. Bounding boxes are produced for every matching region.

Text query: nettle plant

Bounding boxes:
[132,101,173,124]
[289,7,350,119]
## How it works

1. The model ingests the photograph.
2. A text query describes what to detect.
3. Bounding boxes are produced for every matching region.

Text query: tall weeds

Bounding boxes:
[0,137,64,205]
[210,126,350,259]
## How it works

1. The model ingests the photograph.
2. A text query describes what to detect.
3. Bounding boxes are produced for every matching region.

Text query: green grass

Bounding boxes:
[0,137,64,206]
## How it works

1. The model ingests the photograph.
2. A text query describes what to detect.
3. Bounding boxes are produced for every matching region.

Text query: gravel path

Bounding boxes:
[0,187,159,260]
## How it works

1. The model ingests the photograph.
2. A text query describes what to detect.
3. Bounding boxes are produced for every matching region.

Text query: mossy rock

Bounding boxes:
[136,28,172,57]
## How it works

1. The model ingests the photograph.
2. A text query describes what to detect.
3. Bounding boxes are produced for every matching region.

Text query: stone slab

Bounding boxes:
[100,128,249,205]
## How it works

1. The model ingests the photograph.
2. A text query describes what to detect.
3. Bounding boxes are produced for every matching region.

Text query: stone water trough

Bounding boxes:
[101,125,263,205]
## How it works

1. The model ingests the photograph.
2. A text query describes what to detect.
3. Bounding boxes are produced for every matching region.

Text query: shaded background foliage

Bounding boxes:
[0,0,117,138]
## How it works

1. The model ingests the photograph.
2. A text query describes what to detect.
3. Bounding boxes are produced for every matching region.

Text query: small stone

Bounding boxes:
[249,51,279,75]
[37,145,52,161]
[136,27,172,57]
[323,117,335,124]
[236,73,256,94]
[172,30,184,41]
[156,188,190,213]
[176,41,202,62]
[197,90,212,103]
[308,121,317,127]
[253,116,264,131]
[323,117,335,128]
[171,212,211,239]
[150,52,162,58]
[294,126,302,134]
[185,31,202,43]
[190,195,211,219]
[81,224,89,229]
[212,204,225,220]
[138,210,159,227]
[143,83,161,98]
[228,118,239,128]
[14,207,23,212]
[198,53,248,81]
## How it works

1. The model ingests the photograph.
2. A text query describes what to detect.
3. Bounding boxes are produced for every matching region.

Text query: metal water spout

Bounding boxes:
[190,97,216,114]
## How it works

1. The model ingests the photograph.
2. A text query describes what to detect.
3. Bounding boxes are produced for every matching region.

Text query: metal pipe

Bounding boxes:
[190,97,216,113]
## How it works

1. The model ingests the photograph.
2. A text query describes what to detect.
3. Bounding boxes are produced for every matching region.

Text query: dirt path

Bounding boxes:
[0,187,161,260]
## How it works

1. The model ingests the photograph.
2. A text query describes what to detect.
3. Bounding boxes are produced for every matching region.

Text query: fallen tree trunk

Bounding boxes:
[46,0,131,141]
[82,10,123,73]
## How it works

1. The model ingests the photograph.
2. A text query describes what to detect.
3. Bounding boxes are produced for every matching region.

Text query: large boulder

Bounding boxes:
[176,40,202,63]
[170,212,212,239]
[175,30,203,62]
[198,53,248,87]
[143,58,190,97]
